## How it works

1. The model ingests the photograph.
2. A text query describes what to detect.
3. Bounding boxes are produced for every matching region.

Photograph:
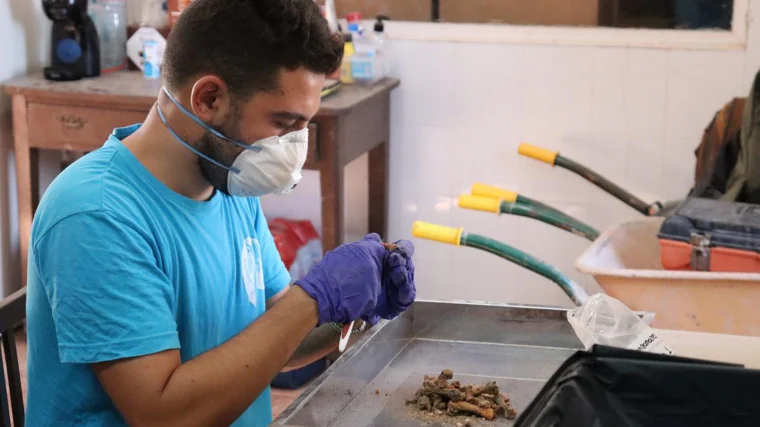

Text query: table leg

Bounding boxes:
[368,141,388,239]
[320,164,345,252]
[319,118,344,252]
[30,149,40,212]
[11,96,32,287]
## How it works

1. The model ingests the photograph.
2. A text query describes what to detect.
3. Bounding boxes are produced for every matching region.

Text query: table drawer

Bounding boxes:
[27,103,148,151]
[304,122,319,169]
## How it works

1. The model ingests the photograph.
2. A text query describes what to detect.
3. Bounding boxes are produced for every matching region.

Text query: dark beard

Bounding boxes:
[197,132,232,195]
[194,105,244,196]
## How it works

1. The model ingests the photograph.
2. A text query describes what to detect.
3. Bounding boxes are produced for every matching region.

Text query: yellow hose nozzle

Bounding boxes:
[471,183,518,203]
[411,221,463,246]
[457,195,501,214]
[518,143,558,165]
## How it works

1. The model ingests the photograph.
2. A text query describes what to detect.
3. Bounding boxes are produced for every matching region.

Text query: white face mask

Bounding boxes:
[156,86,308,197]
[227,128,308,197]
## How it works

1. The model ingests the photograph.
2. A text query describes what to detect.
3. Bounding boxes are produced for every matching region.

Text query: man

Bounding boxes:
[25,0,416,425]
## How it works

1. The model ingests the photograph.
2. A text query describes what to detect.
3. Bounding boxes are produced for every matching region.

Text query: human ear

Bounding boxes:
[190,75,232,127]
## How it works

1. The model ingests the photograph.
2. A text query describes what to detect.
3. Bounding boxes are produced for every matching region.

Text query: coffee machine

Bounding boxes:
[42,0,100,81]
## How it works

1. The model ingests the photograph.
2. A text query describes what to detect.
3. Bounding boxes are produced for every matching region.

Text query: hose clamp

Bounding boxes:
[647,201,664,216]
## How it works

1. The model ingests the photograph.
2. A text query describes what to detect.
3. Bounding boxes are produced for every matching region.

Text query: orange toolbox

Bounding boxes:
[658,198,760,273]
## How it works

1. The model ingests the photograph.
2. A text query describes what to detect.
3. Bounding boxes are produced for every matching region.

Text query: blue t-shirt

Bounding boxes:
[26,125,290,426]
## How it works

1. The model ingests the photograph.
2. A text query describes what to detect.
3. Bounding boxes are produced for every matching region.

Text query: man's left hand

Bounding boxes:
[363,236,416,325]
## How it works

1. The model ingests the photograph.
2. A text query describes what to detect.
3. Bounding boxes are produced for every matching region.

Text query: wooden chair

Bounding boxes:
[0,288,26,427]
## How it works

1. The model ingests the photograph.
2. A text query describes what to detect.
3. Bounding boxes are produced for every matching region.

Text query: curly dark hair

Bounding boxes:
[163,0,344,97]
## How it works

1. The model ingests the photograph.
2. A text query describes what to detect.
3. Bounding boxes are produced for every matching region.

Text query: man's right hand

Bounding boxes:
[295,234,388,325]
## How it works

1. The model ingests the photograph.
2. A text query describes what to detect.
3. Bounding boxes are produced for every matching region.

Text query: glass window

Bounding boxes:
[330,0,734,31]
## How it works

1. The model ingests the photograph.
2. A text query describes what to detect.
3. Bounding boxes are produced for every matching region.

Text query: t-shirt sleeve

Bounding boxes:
[34,211,180,364]
[253,199,291,301]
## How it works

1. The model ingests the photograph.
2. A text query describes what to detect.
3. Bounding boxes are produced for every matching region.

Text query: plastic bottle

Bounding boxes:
[567,293,673,355]
[346,22,362,43]
[143,39,161,79]
[346,11,363,34]
[371,15,391,76]
[88,1,102,44]
[350,16,389,85]
[339,33,355,84]
[88,0,103,22]
[99,0,128,73]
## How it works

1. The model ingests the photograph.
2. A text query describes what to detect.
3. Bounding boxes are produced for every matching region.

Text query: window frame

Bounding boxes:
[370,0,748,51]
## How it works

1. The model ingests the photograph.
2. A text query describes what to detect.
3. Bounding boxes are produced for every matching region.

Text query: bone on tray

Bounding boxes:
[406,370,518,421]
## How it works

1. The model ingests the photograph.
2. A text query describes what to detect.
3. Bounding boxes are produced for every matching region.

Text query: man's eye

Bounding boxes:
[276,121,296,129]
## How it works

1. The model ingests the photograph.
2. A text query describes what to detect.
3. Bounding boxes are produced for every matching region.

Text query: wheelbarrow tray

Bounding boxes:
[576,217,760,337]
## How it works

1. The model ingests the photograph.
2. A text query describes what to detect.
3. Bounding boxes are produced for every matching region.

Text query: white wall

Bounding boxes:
[266,1,760,308]
[0,0,50,297]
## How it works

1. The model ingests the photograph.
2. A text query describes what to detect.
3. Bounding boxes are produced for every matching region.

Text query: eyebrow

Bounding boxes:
[272,111,309,122]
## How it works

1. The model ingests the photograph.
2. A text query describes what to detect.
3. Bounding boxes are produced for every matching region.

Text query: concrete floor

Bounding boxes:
[11,333,306,420]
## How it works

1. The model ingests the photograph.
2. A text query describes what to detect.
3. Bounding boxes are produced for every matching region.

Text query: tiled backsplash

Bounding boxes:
[263,2,760,308]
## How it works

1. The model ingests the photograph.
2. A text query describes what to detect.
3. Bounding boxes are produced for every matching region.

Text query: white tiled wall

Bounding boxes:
[262,1,760,308]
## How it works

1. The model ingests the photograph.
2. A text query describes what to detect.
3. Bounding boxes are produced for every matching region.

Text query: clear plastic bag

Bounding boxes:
[567,293,673,355]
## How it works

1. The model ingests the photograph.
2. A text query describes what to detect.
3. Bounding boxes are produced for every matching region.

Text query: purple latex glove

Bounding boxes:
[294,234,385,325]
[363,238,416,325]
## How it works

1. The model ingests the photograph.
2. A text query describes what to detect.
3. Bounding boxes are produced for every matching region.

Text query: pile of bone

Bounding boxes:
[406,369,517,422]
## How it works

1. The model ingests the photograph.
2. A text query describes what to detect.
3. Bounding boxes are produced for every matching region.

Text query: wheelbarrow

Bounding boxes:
[454,190,760,336]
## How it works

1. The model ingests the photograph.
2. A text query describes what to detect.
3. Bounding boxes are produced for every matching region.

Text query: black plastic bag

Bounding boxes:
[515,345,760,427]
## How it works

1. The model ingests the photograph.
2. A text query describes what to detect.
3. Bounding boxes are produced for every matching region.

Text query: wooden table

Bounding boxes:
[3,72,399,286]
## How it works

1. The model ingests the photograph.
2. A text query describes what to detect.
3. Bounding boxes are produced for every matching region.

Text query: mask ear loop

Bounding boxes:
[162,86,262,153]
[156,103,242,174]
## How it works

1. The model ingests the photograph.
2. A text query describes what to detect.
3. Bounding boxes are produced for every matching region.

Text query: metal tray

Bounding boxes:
[272,300,582,427]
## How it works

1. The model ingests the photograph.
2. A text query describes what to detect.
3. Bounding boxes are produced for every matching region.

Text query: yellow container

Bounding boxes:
[340,42,355,84]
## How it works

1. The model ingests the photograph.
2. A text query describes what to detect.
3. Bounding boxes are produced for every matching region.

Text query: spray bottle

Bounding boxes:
[371,15,391,76]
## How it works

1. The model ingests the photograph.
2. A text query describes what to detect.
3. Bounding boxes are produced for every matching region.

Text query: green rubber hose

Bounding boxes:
[517,143,662,216]
[501,202,600,241]
[411,221,590,306]
[515,194,580,224]
[554,156,662,216]
[457,194,600,241]
[517,194,558,212]
[462,233,589,306]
